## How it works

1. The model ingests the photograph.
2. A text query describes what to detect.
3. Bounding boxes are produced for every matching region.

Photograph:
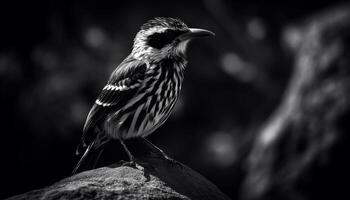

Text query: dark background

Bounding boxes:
[0,0,348,199]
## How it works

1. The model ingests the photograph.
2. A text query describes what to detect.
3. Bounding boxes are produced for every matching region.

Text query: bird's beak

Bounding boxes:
[177,28,215,41]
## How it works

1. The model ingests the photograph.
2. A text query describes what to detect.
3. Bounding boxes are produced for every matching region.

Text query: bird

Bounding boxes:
[73,17,214,174]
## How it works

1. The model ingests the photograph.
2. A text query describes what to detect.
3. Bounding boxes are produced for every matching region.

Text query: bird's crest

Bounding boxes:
[141,17,188,31]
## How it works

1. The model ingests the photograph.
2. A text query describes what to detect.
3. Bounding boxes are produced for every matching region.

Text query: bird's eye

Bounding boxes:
[147,29,187,49]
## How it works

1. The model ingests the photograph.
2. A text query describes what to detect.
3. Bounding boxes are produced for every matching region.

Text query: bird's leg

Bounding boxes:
[119,139,135,161]
[142,138,170,159]
[142,138,183,168]
[92,149,104,169]
[119,139,138,168]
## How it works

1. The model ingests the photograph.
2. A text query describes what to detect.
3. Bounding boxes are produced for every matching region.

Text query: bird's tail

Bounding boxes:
[72,141,104,174]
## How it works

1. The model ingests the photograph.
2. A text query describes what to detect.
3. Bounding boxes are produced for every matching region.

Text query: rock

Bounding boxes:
[8,138,230,200]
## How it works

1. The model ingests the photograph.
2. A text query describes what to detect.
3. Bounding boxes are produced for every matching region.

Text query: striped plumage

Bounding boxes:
[92,55,185,140]
[73,17,214,174]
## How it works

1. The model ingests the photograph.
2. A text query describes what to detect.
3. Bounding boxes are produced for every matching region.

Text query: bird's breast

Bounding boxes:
[137,59,185,136]
[106,58,186,139]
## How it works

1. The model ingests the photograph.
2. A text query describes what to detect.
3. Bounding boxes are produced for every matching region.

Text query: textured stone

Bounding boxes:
[8,139,230,200]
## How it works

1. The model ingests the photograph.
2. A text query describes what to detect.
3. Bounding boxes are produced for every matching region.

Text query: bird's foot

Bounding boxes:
[160,154,184,169]
[120,160,144,171]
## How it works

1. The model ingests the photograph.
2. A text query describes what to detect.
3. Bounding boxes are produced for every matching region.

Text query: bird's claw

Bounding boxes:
[120,160,144,170]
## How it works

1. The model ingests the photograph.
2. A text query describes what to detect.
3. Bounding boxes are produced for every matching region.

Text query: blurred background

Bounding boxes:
[1,0,349,199]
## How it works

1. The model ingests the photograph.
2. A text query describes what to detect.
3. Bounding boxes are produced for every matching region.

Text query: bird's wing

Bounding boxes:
[76,56,147,154]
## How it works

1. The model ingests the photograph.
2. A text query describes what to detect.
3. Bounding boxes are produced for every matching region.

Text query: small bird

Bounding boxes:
[73,17,214,174]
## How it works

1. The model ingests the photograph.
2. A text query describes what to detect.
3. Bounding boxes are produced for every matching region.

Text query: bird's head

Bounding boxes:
[132,17,214,61]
